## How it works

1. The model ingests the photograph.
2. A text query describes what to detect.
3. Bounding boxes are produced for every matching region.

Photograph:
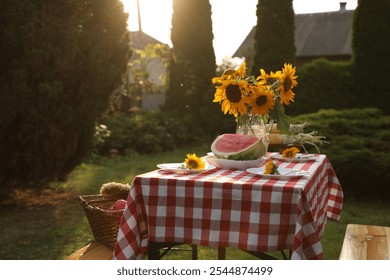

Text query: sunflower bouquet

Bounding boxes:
[211,62,298,133]
[211,63,328,152]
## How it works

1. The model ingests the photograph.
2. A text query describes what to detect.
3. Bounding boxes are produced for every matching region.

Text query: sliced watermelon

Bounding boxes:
[210,133,266,160]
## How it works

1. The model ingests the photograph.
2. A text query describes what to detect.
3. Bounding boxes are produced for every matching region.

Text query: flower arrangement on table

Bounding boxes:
[263,147,301,175]
[264,159,280,175]
[179,153,206,170]
[211,63,328,153]
[282,147,300,158]
[211,62,296,134]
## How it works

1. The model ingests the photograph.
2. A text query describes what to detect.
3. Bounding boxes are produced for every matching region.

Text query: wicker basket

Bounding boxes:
[79,194,126,249]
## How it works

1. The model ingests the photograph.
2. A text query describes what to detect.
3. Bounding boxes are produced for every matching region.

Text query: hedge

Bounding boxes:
[291,108,390,200]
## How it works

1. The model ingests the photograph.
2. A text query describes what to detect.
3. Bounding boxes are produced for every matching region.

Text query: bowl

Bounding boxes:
[205,155,266,170]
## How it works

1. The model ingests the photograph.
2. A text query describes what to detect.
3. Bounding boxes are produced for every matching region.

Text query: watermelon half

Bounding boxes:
[210,133,266,160]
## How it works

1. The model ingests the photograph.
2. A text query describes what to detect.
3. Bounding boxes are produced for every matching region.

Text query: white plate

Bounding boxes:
[205,155,266,170]
[246,167,309,179]
[157,163,216,173]
[271,153,316,162]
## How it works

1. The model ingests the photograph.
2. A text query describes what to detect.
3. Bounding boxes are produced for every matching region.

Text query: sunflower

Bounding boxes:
[247,85,275,115]
[212,62,246,84]
[282,147,300,159]
[278,63,298,105]
[184,154,205,170]
[213,79,250,117]
[232,62,246,78]
[256,69,281,87]
[264,160,279,175]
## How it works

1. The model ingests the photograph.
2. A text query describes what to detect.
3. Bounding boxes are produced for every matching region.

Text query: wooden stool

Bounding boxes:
[64,241,113,260]
[339,224,390,260]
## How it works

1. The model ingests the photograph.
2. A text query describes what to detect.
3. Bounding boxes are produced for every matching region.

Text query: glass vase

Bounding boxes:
[235,114,269,152]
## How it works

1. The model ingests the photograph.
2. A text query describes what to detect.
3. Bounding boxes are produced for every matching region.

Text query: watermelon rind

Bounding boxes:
[210,134,266,160]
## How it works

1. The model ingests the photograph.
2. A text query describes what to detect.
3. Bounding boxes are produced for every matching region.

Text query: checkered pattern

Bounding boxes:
[113,153,343,260]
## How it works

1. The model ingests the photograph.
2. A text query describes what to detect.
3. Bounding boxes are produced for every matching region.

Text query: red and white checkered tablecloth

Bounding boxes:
[113,153,343,260]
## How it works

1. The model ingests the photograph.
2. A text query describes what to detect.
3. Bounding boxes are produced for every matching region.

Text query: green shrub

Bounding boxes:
[291,108,390,200]
[96,110,192,156]
[94,106,236,158]
[291,59,355,115]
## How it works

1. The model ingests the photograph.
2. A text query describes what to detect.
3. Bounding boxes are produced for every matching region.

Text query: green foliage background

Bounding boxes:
[251,0,295,73]
[96,111,193,155]
[291,59,355,115]
[167,0,231,139]
[352,0,390,114]
[0,0,129,188]
[292,108,390,200]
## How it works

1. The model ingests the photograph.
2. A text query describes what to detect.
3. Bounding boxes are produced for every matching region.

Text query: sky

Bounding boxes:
[121,0,358,64]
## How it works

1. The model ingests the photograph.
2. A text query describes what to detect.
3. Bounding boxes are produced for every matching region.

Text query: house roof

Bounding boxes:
[233,9,354,58]
[130,31,166,50]
[295,10,353,57]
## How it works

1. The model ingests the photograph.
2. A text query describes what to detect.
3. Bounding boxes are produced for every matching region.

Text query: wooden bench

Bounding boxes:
[65,241,197,260]
[339,224,390,260]
[64,241,113,260]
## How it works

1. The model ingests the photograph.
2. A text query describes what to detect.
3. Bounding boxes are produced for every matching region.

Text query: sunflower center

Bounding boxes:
[188,159,199,169]
[226,84,242,103]
[283,77,292,91]
[256,95,267,106]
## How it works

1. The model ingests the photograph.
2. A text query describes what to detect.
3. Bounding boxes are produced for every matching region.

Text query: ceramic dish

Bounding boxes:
[205,155,266,170]
[157,163,216,173]
[246,166,310,179]
[271,153,316,162]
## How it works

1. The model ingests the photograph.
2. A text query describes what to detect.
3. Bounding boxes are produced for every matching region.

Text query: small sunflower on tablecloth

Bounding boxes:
[282,147,300,159]
[184,154,205,170]
[264,160,279,175]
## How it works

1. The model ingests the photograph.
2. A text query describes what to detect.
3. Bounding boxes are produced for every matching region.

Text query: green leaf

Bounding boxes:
[269,101,290,133]
[245,76,257,84]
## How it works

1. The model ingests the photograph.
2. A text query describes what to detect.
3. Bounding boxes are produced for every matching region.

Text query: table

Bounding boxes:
[113,153,343,260]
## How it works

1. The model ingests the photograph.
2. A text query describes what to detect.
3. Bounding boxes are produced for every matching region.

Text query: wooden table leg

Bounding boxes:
[217,247,226,260]
[148,242,161,260]
[192,245,198,260]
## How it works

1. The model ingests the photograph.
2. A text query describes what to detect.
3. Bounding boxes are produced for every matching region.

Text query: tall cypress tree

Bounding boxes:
[353,0,390,114]
[167,0,218,135]
[251,0,295,74]
[0,0,129,188]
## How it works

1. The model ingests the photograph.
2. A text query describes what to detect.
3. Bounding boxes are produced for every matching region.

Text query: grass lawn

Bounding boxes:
[1,145,389,260]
